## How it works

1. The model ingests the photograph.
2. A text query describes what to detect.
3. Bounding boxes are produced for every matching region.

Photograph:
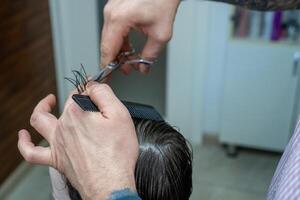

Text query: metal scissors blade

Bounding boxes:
[91,50,155,83]
[91,62,120,82]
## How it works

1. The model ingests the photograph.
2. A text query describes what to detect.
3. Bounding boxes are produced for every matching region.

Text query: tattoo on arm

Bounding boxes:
[213,0,300,11]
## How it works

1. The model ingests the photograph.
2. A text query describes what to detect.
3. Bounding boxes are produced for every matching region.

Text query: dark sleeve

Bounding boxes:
[108,189,141,200]
[204,0,300,11]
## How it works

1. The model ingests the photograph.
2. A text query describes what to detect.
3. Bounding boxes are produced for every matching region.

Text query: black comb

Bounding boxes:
[72,94,99,112]
[72,94,163,122]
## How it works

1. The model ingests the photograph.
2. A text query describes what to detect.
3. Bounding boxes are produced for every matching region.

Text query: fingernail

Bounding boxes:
[18,129,25,136]
[139,64,150,74]
[87,75,93,81]
[30,115,37,124]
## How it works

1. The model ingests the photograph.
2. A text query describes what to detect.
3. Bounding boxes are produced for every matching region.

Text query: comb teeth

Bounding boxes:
[72,94,164,121]
[122,101,163,121]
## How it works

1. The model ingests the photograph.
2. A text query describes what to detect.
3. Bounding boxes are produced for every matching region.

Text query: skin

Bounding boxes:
[101,0,181,74]
[18,82,138,200]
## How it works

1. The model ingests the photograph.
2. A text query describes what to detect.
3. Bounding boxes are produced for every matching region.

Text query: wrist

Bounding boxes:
[82,171,136,200]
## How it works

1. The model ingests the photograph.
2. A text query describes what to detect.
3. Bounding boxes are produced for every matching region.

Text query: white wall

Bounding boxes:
[167,0,211,144]
[49,0,100,111]
[203,4,232,134]
[168,1,233,138]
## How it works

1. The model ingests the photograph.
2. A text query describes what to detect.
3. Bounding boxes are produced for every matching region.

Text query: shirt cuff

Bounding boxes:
[108,189,141,200]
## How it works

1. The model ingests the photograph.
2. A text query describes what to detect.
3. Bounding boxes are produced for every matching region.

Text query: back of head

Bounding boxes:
[134,119,192,200]
[67,119,192,200]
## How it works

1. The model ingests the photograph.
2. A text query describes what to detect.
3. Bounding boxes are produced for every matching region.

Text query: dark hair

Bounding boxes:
[67,118,193,200]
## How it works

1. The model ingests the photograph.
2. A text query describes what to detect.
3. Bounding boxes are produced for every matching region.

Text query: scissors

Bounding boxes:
[92,49,155,82]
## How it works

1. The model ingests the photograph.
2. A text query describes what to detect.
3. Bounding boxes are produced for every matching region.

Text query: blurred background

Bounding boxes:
[1,0,300,199]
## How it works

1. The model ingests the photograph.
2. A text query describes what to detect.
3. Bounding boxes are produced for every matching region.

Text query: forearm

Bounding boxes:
[207,0,300,11]
[82,171,137,200]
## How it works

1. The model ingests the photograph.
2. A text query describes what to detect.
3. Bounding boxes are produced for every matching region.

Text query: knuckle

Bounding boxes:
[156,30,172,43]
[30,113,38,127]
[91,83,111,95]
[24,150,34,163]
[99,83,111,92]
[66,102,78,115]
[109,11,124,23]
[103,3,130,22]
[103,4,112,19]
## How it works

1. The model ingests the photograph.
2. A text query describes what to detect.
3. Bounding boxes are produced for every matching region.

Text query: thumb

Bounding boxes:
[86,82,126,118]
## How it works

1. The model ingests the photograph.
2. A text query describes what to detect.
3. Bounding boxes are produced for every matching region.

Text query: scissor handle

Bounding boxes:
[92,50,155,82]
[124,58,154,65]
[92,62,120,82]
[118,49,136,57]
[118,49,155,66]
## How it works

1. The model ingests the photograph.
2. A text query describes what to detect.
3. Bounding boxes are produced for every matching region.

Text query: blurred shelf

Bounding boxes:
[228,37,300,48]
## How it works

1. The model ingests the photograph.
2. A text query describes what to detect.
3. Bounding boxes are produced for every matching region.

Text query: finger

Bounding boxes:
[120,36,132,52]
[61,89,87,120]
[100,73,112,83]
[120,36,133,75]
[139,37,166,74]
[33,94,56,113]
[30,94,58,140]
[18,129,52,166]
[100,22,129,67]
[86,82,126,118]
[120,64,132,75]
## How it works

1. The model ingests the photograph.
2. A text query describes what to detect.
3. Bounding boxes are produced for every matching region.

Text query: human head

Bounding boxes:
[67,118,193,200]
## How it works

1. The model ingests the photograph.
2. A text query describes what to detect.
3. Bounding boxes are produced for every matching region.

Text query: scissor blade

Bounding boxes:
[92,62,119,82]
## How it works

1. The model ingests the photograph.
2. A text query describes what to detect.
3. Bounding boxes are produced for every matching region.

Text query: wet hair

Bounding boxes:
[67,118,193,200]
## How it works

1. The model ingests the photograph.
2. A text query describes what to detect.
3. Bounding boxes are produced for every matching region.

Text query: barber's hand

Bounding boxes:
[101,0,180,74]
[17,83,138,200]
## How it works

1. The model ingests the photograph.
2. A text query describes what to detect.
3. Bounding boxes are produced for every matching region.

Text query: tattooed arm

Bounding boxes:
[212,0,300,11]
